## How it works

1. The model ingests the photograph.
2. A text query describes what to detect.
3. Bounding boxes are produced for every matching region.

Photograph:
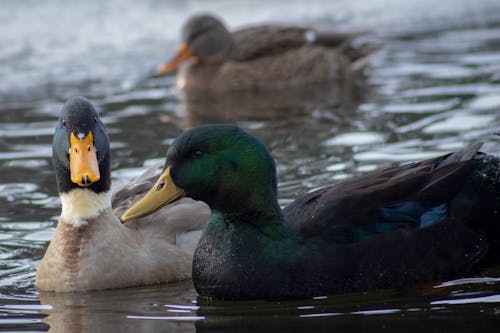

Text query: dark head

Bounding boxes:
[157,14,235,75]
[52,97,110,194]
[121,125,280,222]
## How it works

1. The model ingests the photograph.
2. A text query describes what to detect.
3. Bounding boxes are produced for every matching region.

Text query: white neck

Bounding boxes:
[305,30,316,44]
[60,189,112,227]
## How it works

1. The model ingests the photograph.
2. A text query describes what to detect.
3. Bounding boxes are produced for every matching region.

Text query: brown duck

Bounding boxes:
[157,14,374,92]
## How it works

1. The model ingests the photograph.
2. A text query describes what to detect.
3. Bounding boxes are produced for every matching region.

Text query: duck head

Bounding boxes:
[53,96,110,195]
[121,124,280,222]
[157,14,235,75]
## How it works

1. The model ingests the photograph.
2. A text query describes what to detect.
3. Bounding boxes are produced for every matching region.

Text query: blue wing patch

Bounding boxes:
[420,203,447,228]
[334,201,448,243]
[380,201,448,228]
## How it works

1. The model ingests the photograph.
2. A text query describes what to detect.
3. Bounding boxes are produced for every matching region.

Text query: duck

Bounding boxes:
[35,97,210,292]
[121,124,500,300]
[156,13,374,92]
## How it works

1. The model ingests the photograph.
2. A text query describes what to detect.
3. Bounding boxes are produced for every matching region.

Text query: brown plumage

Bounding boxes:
[157,14,375,92]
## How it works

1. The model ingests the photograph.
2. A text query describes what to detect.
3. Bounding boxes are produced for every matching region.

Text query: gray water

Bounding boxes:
[1,0,500,332]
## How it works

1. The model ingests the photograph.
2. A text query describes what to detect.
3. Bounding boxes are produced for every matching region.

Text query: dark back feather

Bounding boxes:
[283,143,483,235]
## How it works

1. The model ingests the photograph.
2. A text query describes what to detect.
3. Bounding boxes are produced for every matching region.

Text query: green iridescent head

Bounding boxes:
[121,124,280,223]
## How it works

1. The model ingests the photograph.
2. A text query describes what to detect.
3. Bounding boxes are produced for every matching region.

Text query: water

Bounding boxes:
[1,0,500,331]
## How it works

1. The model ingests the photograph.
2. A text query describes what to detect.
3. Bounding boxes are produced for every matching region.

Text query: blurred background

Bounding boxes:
[1,0,500,332]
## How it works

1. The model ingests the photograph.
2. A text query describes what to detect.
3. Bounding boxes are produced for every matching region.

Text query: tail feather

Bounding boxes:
[439,142,483,167]
[451,152,500,243]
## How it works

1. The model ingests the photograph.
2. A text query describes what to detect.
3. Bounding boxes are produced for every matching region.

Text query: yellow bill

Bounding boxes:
[157,43,194,75]
[69,131,100,186]
[121,166,185,223]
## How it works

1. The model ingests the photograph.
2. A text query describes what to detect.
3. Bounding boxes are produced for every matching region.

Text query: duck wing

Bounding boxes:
[112,163,162,214]
[231,24,373,70]
[283,143,483,240]
[112,164,210,251]
[230,25,310,61]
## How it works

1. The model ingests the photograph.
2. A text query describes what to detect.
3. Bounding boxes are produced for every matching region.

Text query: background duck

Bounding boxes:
[156,13,375,92]
[122,124,500,300]
[35,97,210,292]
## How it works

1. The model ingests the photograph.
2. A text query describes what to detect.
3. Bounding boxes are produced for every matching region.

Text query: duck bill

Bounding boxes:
[157,43,194,75]
[121,166,185,223]
[69,132,100,186]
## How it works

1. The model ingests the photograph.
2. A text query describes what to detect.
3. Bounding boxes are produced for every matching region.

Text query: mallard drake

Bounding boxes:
[156,14,373,92]
[121,124,500,300]
[35,97,210,292]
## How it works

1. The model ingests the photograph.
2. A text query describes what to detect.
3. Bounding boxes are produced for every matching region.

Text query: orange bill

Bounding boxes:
[69,131,100,186]
[157,43,194,75]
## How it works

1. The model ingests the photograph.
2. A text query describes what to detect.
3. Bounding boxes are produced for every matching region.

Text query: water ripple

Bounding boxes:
[127,315,205,321]
[468,94,500,110]
[401,84,500,98]
[423,114,496,134]
[0,145,52,160]
[1,1,500,332]
[323,132,386,146]
[432,294,500,305]
[382,98,460,114]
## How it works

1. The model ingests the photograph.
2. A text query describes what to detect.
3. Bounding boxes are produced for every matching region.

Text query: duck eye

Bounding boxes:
[62,120,66,127]
[156,181,165,191]
[192,150,204,159]
[94,116,98,123]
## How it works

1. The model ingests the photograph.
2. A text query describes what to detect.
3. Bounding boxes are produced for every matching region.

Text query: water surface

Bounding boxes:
[1,0,500,331]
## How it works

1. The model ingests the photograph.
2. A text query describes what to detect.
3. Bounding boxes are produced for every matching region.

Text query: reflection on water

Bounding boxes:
[179,81,363,126]
[29,277,500,333]
[1,0,500,332]
[38,281,198,333]
[194,277,500,332]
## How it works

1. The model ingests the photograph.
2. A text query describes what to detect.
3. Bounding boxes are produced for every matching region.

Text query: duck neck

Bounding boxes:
[60,189,112,227]
[180,64,221,91]
[212,197,287,239]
